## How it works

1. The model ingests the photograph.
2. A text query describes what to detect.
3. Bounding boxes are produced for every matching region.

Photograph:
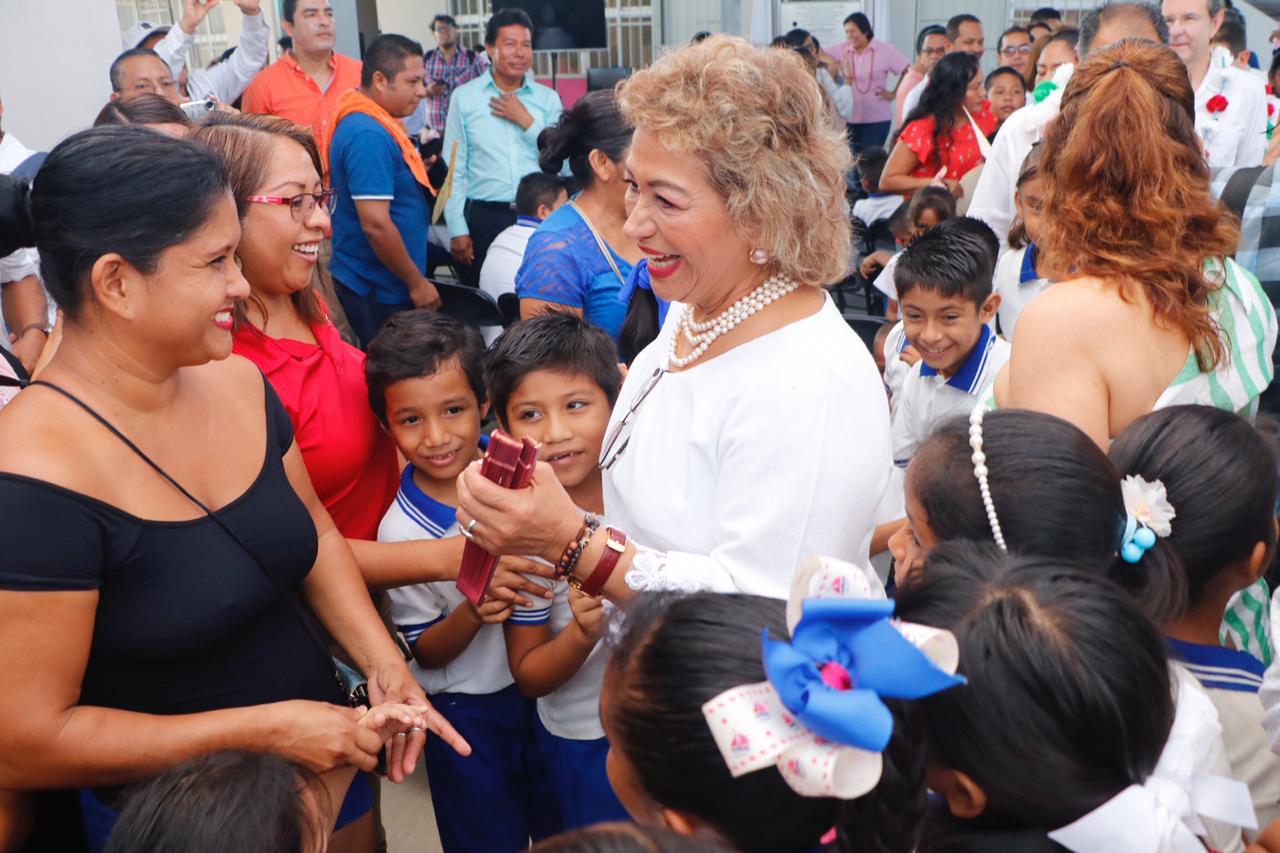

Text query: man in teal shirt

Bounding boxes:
[442,7,563,286]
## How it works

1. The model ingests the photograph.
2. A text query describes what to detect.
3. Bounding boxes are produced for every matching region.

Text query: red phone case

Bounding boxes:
[456,432,539,606]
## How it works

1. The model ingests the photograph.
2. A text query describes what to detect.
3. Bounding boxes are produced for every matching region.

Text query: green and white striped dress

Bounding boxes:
[1159,258,1277,663]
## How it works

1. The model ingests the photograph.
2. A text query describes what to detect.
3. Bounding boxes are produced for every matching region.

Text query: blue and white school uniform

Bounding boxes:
[379,464,559,852]
[891,325,1011,466]
[994,243,1050,341]
[1169,639,1280,835]
[511,576,629,830]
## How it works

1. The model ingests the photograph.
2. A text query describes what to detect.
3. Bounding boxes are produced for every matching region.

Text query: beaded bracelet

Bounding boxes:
[555,514,600,579]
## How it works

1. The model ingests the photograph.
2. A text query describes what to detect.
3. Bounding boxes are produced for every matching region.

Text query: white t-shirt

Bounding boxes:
[891,325,1011,466]
[510,575,608,741]
[900,73,928,123]
[873,251,901,301]
[1170,638,1280,838]
[477,217,539,344]
[993,244,1050,341]
[602,293,894,599]
[378,465,515,697]
[479,217,539,303]
[853,194,903,226]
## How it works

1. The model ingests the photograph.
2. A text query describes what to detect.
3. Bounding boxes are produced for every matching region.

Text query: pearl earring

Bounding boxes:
[749,249,769,265]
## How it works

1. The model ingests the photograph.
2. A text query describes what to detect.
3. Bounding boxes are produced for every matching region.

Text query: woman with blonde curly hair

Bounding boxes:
[456,35,894,602]
[993,39,1278,661]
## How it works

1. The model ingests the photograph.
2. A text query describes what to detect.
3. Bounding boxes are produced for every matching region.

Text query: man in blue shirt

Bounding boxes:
[443,8,563,287]
[329,34,441,345]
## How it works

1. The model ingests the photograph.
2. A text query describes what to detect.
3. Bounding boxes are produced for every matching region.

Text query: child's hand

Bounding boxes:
[471,598,514,625]
[568,588,607,641]
[355,703,428,744]
[900,343,921,366]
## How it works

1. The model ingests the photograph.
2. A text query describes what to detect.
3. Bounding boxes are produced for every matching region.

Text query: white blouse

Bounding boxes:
[602,294,894,599]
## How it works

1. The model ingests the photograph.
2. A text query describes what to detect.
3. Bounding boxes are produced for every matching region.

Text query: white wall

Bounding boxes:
[374,0,447,49]
[0,0,124,151]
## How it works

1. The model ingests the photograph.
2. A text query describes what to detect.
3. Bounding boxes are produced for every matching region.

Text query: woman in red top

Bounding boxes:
[193,114,556,600]
[880,52,996,201]
[194,114,396,541]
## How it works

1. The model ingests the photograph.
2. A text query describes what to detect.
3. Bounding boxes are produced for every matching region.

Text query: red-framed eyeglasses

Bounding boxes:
[246,189,337,221]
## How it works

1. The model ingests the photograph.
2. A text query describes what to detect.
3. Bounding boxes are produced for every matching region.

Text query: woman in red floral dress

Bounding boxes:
[880,52,996,201]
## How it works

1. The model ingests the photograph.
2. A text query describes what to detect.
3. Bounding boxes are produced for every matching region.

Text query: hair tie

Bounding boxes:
[968,405,1007,552]
[1118,475,1176,564]
[702,557,964,799]
[1110,59,1131,71]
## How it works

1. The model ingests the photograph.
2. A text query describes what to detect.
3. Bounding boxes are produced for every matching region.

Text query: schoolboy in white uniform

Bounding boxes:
[890,225,1009,466]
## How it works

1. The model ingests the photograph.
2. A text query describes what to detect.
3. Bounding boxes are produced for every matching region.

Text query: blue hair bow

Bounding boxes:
[763,599,966,752]
[703,557,965,799]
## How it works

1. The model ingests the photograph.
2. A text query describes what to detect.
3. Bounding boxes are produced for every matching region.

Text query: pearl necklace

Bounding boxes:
[668,274,799,369]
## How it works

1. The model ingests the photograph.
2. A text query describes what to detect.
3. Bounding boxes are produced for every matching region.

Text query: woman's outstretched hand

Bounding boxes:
[456,460,582,565]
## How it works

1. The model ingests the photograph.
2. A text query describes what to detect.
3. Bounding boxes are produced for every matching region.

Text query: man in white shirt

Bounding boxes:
[969,2,1168,248]
[125,0,270,106]
[1164,0,1267,168]
[0,100,49,373]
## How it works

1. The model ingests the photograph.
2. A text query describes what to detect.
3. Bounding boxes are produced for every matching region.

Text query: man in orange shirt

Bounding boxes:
[241,0,360,147]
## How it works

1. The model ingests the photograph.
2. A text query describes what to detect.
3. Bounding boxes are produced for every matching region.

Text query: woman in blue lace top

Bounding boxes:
[516,90,640,340]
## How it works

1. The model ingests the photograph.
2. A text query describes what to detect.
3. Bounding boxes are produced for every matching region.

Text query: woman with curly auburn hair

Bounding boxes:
[456,35,895,604]
[993,39,1276,449]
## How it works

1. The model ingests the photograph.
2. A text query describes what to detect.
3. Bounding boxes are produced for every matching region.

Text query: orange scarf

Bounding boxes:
[324,89,434,192]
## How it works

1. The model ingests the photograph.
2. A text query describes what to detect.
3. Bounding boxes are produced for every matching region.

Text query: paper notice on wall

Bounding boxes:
[778,0,861,49]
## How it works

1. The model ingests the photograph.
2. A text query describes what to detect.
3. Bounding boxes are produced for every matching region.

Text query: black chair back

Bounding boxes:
[435,281,506,328]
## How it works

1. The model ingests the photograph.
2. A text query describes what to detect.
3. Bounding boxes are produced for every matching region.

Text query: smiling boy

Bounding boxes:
[890,227,1009,466]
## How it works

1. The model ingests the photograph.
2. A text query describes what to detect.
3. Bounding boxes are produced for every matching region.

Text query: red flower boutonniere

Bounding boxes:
[1207,94,1229,114]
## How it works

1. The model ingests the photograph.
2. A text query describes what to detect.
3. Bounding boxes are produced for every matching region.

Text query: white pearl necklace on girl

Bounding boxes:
[668,274,800,369]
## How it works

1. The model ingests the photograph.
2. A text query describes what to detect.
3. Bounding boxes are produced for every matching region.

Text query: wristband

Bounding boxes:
[555,514,599,579]
[573,527,627,597]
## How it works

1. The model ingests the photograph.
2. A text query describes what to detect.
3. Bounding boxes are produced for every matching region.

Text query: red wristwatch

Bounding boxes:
[574,527,627,596]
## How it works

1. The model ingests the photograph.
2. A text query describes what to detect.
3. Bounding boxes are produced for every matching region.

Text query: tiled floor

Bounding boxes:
[380,765,444,852]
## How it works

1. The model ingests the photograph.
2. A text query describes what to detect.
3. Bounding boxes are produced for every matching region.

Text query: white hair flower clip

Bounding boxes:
[1118,475,1176,564]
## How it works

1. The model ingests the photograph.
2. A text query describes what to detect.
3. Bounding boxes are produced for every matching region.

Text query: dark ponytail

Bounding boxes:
[617,286,659,364]
[608,592,924,853]
[30,126,230,319]
[0,174,36,257]
[909,410,1187,624]
[896,541,1174,845]
[1109,405,1279,609]
[538,90,633,188]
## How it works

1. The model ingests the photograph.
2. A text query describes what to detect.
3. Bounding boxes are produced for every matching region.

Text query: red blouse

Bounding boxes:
[233,307,398,541]
[899,109,997,186]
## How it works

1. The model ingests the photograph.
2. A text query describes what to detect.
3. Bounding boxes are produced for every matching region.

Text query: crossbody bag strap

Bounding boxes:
[963,107,994,161]
[27,379,344,685]
[569,200,627,287]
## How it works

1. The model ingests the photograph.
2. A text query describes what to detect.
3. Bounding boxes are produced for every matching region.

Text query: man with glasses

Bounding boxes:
[329,34,439,346]
[412,14,487,136]
[896,25,949,127]
[108,48,181,105]
[899,16,977,127]
[997,26,1033,77]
